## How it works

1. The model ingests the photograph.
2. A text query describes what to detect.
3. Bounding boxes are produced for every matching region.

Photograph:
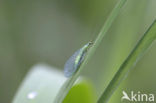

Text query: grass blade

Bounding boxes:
[98,20,156,103]
[54,0,127,102]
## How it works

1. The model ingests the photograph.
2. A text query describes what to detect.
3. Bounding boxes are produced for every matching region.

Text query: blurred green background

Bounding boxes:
[0,0,156,103]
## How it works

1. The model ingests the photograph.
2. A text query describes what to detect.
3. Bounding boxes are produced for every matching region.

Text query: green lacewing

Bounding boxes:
[64,42,93,77]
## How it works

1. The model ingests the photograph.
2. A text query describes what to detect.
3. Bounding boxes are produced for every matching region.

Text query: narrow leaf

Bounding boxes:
[98,20,156,103]
[54,0,127,102]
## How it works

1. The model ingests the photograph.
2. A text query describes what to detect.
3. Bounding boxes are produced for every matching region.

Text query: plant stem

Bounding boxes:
[54,0,127,102]
[98,20,156,103]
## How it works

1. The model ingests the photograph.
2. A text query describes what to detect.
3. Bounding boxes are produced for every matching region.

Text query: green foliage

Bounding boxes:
[63,81,96,103]
[11,0,156,103]
[98,20,156,103]
[54,0,127,102]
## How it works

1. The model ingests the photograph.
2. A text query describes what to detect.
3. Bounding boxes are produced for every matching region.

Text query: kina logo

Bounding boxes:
[121,90,154,102]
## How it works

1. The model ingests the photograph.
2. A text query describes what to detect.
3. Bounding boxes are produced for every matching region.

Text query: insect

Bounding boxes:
[64,42,93,77]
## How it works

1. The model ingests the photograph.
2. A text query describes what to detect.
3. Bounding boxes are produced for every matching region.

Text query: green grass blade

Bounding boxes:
[54,0,127,102]
[98,20,156,103]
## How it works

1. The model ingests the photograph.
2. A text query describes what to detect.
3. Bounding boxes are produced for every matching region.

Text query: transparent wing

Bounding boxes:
[64,42,92,77]
[64,49,81,77]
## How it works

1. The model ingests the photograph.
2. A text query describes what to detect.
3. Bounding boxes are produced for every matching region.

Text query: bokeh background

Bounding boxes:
[0,0,156,103]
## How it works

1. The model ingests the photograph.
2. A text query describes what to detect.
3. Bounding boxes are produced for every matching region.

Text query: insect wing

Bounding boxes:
[64,49,81,77]
[64,42,92,77]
